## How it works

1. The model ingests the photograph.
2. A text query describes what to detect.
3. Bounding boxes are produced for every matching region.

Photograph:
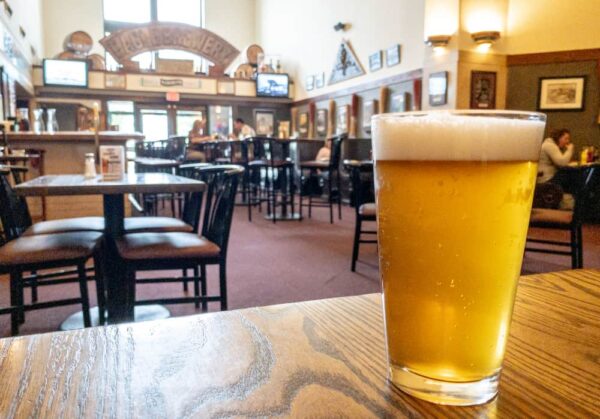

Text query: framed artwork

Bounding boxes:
[538,76,586,111]
[336,105,350,134]
[369,51,383,72]
[315,72,325,88]
[428,71,448,106]
[390,92,411,113]
[363,100,378,132]
[316,109,328,137]
[386,44,401,67]
[105,73,127,89]
[278,120,290,138]
[305,75,315,91]
[470,71,496,109]
[298,112,309,136]
[254,110,275,136]
[329,41,365,84]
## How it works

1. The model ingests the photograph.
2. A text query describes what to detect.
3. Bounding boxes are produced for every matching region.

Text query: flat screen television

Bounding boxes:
[256,73,289,98]
[43,59,88,88]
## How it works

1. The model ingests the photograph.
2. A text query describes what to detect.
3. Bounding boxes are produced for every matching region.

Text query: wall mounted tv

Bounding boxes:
[256,73,289,98]
[43,59,89,88]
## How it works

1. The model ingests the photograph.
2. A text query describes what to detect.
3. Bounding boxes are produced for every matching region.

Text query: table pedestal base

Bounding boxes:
[264,212,303,221]
[60,305,171,331]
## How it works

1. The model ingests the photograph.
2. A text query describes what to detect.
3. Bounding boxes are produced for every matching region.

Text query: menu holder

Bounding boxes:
[99,145,125,181]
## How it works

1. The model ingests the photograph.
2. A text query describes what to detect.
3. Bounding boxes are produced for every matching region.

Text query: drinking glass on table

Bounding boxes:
[371,110,546,405]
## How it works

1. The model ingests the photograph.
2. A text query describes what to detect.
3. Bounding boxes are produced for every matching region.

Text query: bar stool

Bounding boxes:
[344,160,377,271]
[300,134,346,223]
[0,170,105,335]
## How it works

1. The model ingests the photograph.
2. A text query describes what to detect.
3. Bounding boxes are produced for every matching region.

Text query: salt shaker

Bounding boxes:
[84,153,97,178]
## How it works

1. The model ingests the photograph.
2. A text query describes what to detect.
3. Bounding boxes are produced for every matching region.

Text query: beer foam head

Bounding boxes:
[372,111,546,161]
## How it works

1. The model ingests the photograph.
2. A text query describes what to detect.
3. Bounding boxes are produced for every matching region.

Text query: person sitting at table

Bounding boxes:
[538,128,575,209]
[315,137,332,162]
[186,119,212,161]
[538,128,574,184]
[230,118,256,140]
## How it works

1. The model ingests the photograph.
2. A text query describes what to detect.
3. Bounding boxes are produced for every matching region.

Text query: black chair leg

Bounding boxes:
[30,270,38,303]
[570,228,579,269]
[77,263,92,328]
[352,218,362,272]
[9,271,22,336]
[576,225,584,268]
[183,269,189,292]
[337,174,342,220]
[219,261,227,311]
[94,254,106,325]
[193,266,200,309]
[200,264,207,312]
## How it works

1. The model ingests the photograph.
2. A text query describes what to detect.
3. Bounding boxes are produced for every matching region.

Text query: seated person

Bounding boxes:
[229,118,256,140]
[538,128,575,209]
[186,119,212,161]
[538,128,574,184]
[315,138,332,162]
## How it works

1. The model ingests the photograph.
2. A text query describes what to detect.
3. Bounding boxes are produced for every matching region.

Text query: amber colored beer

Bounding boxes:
[372,111,546,405]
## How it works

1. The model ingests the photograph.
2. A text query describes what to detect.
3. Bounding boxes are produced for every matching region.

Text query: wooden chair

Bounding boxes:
[299,134,346,223]
[116,165,243,311]
[526,166,597,269]
[344,160,377,271]
[0,170,104,335]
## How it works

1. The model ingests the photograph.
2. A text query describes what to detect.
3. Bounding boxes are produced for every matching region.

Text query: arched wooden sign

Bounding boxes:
[100,22,240,76]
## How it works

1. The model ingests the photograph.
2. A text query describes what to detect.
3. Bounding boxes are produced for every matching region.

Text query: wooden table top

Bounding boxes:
[14,173,205,196]
[0,269,598,417]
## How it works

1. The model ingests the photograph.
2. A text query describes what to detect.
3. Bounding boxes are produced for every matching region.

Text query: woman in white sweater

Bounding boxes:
[538,128,574,184]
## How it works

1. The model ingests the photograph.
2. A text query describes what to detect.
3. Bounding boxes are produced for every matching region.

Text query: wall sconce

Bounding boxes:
[471,31,500,51]
[425,35,451,51]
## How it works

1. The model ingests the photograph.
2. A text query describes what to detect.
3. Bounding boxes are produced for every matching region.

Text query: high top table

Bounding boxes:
[0,269,598,417]
[15,173,206,326]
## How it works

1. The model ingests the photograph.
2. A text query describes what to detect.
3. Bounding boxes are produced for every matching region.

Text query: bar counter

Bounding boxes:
[7,131,144,220]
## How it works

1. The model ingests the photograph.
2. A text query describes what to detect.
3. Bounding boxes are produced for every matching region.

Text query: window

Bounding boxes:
[209,106,232,138]
[107,101,135,132]
[103,0,204,71]
[176,109,204,137]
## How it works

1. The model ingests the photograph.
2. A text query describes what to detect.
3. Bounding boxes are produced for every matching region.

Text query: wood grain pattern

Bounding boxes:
[0,269,599,418]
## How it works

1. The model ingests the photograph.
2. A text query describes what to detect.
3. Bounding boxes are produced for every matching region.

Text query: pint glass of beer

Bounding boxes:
[372,111,546,405]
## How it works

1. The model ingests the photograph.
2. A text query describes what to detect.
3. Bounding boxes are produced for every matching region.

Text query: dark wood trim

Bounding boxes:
[293,69,423,107]
[507,48,600,66]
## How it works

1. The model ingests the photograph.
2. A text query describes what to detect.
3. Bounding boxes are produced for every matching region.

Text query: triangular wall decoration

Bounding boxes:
[328,40,365,85]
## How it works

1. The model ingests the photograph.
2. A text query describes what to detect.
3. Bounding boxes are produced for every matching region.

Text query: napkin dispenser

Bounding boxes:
[99,145,125,180]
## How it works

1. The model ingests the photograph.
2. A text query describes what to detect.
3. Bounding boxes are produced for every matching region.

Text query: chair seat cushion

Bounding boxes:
[301,160,329,169]
[529,208,573,227]
[0,232,103,266]
[359,203,377,218]
[117,232,220,261]
[124,217,193,234]
[23,217,105,236]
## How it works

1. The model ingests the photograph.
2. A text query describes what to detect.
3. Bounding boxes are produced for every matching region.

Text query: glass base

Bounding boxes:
[389,365,499,406]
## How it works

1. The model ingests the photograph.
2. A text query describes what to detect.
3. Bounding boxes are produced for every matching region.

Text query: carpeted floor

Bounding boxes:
[1,204,599,337]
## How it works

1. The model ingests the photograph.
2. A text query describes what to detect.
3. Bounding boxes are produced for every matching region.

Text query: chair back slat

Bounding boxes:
[196,165,243,255]
[328,134,347,171]
[344,161,374,214]
[0,171,32,240]
[573,166,598,223]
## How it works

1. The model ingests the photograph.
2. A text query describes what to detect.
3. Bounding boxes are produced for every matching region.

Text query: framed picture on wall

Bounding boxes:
[336,105,350,134]
[316,109,328,137]
[428,71,448,106]
[369,51,383,72]
[254,109,275,136]
[386,44,401,67]
[470,71,496,109]
[315,72,325,89]
[363,99,378,132]
[538,76,586,111]
[298,112,309,136]
[305,75,315,91]
[390,92,411,112]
